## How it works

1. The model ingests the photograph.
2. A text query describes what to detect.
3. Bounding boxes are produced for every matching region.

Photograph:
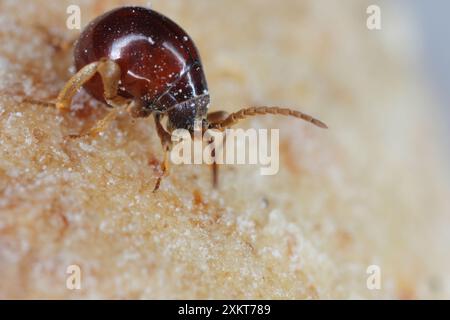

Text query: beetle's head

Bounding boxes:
[164,93,210,132]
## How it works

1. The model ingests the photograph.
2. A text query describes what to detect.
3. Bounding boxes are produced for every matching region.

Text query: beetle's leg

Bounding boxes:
[56,58,128,111]
[209,107,328,130]
[20,98,57,108]
[66,104,127,139]
[207,132,229,189]
[204,111,231,189]
[96,58,130,109]
[64,59,134,139]
[17,59,128,112]
[209,137,219,188]
[55,62,98,111]
[153,113,173,192]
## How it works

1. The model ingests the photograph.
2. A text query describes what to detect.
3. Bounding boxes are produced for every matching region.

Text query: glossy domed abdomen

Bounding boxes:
[74,6,209,119]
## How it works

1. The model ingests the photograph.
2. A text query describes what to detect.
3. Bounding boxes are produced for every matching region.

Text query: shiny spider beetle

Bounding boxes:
[38,6,327,191]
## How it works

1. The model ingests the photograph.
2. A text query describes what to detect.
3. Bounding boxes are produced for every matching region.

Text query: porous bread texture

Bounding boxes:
[0,0,449,299]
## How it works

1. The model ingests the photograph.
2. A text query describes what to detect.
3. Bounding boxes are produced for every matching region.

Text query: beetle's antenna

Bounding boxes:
[210,106,328,130]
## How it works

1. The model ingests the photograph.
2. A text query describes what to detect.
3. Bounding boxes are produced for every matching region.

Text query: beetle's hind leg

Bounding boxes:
[152,114,173,192]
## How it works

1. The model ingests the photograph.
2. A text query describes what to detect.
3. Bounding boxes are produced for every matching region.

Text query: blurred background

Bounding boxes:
[403,0,450,148]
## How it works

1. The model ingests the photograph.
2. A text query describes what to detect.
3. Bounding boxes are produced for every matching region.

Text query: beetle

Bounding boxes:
[36,6,327,191]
